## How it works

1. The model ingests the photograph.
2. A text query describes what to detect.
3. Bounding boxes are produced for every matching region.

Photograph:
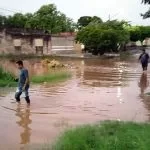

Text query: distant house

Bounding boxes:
[126,38,150,50]
[143,38,150,46]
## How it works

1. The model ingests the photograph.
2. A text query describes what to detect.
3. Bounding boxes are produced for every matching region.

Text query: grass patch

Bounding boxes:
[0,66,71,87]
[51,121,150,150]
[0,67,16,87]
[0,80,16,87]
[31,71,71,84]
[0,53,82,60]
[0,53,59,61]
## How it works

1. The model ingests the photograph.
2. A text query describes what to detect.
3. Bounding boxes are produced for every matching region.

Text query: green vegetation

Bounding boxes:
[142,0,150,4]
[0,65,71,87]
[76,18,150,55]
[141,0,150,19]
[0,53,58,60]
[52,121,150,150]
[127,26,150,43]
[76,20,130,55]
[0,67,16,87]
[0,4,76,33]
[127,26,142,42]
[31,71,71,84]
[0,80,16,87]
[77,16,103,29]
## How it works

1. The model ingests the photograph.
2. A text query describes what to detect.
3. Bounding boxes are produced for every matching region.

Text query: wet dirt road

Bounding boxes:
[0,58,150,150]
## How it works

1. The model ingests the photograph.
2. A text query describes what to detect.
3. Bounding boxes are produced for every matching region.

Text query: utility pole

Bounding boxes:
[108,14,110,21]
[108,13,119,21]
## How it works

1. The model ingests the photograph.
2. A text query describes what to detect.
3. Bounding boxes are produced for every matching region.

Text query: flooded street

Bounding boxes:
[0,58,150,150]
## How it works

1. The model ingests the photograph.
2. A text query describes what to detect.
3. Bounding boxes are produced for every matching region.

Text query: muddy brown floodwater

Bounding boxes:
[0,58,150,150]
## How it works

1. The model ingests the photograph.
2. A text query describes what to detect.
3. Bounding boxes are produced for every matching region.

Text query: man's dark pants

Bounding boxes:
[142,62,148,71]
[15,85,30,104]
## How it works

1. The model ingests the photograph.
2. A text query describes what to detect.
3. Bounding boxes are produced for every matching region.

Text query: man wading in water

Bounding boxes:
[139,48,149,72]
[15,61,30,106]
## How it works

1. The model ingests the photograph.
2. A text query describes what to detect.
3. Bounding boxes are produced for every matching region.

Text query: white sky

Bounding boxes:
[0,0,150,25]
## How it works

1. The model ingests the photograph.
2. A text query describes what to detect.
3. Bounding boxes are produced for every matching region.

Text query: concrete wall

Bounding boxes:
[0,31,34,54]
[51,36,74,52]
[0,30,82,55]
[51,36,82,54]
[0,30,51,55]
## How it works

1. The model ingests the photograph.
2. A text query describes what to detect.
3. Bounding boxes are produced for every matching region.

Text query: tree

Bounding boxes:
[26,4,75,33]
[0,4,75,33]
[77,16,102,29]
[24,13,33,29]
[0,15,6,28]
[141,9,150,19]
[139,26,150,42]
[141,0,150,18]
[104,20,129,30]
[76,21,129,55]
[91,16,102,24]
[32,4,58,32]
[128,26,141,42]
[142,0,150,4]
[5,13,28,28]
[127,26,150,44]
[77,16,92,28]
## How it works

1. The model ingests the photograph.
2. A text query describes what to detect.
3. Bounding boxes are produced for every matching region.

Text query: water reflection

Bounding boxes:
[138,73,150,120]
[16,106,32,145]
[78,62,130,87]
[138,73,149,95]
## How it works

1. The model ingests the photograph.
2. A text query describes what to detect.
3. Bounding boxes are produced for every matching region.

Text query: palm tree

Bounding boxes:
[142,0,150,18]
[142,0,150,4]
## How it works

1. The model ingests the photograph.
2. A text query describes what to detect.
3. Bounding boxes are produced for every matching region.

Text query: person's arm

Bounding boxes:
[139,54,142,61]
[23,70,29,90]
[14,78,19,82]
[147,53,149,60]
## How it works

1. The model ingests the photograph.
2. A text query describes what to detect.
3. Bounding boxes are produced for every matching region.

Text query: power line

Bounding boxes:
[0,12,4,15]
[0,7,21,13]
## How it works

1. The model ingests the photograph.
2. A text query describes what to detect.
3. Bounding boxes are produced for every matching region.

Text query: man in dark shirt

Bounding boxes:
[139,49,149,71]
[15,61,30,105]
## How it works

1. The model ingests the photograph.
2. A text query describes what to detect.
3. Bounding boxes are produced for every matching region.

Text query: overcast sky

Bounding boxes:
[0,0,149,25]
